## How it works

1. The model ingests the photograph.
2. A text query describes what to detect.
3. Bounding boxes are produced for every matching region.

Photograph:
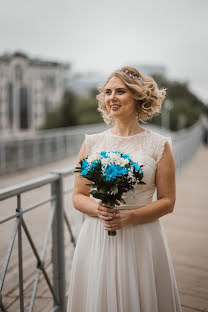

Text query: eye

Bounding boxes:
[117,90,125,94]
[105,90,111,95]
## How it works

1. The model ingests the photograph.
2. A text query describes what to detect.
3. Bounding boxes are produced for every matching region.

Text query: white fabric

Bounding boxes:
[67,128,182,312]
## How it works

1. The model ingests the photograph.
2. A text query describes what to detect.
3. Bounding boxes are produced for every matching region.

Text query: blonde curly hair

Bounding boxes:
[96,66,167,124]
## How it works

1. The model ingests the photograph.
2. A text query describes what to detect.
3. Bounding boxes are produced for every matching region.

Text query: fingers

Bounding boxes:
[97,202,120,221]
[101,203,116,213]
[98,211,118,220]
[104,221,120,231]
[98,202,116,214]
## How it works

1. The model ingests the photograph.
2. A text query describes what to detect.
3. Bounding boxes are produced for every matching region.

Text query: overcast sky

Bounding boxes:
[0,0,208,104]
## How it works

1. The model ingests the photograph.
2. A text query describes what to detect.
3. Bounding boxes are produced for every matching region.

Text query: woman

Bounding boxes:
[67,66,182,312]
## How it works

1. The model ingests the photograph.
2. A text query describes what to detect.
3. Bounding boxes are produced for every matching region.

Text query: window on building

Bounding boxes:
[42,75,55,88]
[47,75,55,87]
[8,83,13,127]
[15,64,23,81]
[19,87,29,129]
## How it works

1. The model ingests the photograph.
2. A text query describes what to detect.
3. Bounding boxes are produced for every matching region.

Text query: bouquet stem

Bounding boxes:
[101,200,117,236]
[108,230,116,236]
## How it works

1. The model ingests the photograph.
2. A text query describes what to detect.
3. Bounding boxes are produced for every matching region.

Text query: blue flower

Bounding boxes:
[101,151,108,158]
[132,162,141,171]
[81,168,89,176]
[91,159,101,168]
[81,160,89,169]
[103,164,128,182]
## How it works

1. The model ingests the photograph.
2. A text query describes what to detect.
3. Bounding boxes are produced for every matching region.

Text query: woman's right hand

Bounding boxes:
[97,201,120,221]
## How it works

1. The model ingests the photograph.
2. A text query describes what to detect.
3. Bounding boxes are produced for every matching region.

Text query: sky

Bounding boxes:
[0,0,208,104]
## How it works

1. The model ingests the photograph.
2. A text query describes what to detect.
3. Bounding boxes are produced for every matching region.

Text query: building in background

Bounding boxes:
[132,64,167,77]
[68,71,107,98]
[0,51,70,135]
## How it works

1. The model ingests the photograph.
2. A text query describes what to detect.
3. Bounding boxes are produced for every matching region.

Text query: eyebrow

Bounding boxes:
[104,87,127,91]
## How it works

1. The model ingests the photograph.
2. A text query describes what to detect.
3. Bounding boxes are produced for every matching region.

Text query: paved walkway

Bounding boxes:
[161,143,208,311]
[0,144,208,311]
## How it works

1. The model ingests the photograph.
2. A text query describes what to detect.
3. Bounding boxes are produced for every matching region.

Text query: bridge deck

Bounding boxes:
[161,144,208,311]
[0,145,208,311]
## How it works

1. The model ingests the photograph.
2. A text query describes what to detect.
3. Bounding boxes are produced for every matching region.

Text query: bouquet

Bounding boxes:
[75,151,145,236]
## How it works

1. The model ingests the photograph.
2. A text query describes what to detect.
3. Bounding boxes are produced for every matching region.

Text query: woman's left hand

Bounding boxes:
[104,208,132,231]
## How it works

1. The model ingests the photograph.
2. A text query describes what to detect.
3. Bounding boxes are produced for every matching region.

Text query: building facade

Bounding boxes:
[0,52,70,135]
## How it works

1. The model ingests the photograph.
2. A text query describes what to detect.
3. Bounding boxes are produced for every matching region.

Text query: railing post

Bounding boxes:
[17,140,24,169]
[51,173,66,312]
[17,194,24,311]
[32,139,40,166]
[0,142,6,174]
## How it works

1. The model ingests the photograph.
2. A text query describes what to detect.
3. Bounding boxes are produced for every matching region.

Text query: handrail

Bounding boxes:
[0,168,74,201]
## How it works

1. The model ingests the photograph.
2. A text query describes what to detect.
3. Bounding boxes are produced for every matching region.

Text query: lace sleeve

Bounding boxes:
[84,134,93,156]
[155,135,173,164]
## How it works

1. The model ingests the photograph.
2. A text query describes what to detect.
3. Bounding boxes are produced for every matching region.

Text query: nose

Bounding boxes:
[110,91,117,101]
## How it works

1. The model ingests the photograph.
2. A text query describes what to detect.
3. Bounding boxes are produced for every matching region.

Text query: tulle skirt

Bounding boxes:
[67,210,182,312]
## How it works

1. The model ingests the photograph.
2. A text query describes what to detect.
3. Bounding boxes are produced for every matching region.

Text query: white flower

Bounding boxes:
[111,156,128,167]
[88,152,100,163]
[101,158,109,165]
[128,171,136,182]
[105,152,129,167]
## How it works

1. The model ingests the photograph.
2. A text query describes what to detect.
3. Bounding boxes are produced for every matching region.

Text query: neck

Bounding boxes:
[112,117,145,136]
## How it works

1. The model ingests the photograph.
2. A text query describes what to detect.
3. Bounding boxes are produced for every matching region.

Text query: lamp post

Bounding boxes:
[161,99,173,130]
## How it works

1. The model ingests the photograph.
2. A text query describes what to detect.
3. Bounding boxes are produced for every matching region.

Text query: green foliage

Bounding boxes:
[73,87,102,125]
[39,90,78,130]
[75,96,103,125]
[149,73,208,131]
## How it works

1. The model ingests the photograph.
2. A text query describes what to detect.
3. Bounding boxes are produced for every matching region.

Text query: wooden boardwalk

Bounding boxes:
[0,144,208,311]
[161,144,208,311]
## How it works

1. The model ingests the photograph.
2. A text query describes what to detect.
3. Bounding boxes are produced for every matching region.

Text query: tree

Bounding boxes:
[147,73,208,131]
[39,90,78,130]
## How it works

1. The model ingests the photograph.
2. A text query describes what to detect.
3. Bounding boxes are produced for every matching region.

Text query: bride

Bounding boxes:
[67,66,182,311]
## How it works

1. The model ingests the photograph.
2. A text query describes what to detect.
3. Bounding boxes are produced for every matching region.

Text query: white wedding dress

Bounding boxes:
[67,128,182,312]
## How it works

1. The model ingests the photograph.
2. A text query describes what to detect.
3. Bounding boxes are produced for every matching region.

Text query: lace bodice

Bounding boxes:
[84,128,172,207]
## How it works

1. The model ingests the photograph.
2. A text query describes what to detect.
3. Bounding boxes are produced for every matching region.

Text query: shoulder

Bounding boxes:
[84,129,108,143]
[147,129,173,163]
[148,129,172,148]
[84,129,109,155]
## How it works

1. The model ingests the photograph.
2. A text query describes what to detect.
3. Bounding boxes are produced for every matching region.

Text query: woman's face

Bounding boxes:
[104,75,137,120]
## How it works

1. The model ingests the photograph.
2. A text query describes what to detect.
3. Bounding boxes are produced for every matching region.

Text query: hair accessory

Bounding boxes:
[120,70,143,81]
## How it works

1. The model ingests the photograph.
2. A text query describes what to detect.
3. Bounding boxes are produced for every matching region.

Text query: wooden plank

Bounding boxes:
[161,145,208,311]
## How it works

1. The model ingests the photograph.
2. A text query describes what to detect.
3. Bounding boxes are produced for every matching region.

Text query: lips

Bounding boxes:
[111,104,121,109]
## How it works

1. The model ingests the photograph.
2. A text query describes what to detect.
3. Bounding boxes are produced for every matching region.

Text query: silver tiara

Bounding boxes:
[120,69,143,81]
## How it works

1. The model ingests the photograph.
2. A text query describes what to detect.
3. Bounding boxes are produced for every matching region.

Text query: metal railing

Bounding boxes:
[171,118,204,177]
[0,123,108,175]
[0,169,76,312]
[0,118,205,311]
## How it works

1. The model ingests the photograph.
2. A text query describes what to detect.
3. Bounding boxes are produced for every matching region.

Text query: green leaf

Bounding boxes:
[90,190,100,197]
[119,197,126,204]
[110,185,118,194]
[90,184,97,191]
